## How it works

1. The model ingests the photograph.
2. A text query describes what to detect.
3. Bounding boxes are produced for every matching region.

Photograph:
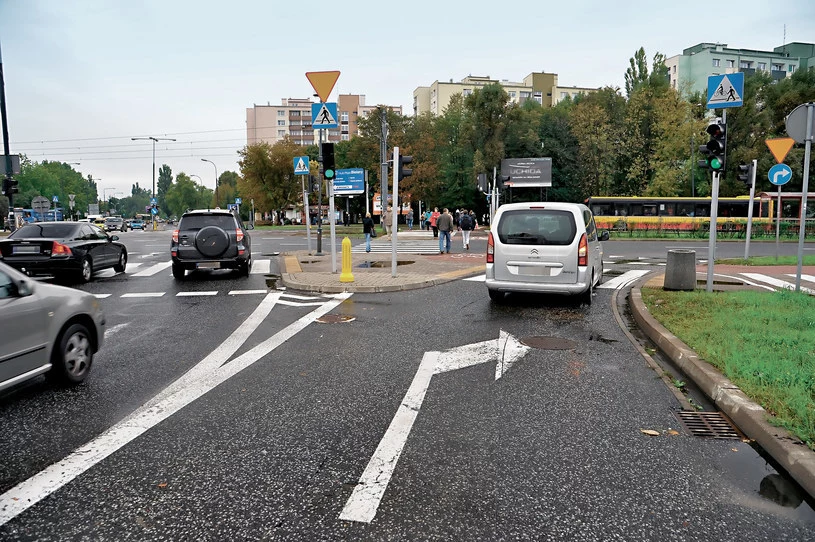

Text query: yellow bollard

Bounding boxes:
[339,236,355,283]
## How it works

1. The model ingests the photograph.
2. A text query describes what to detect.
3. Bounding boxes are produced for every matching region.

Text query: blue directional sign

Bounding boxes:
[706,73,744,109]
[768,163,792,186]
[311,102,338,129]
[150,197,157,205]
[235,197,242,205]
[333,168,365,195]
[52,195,58,202]
[293,156,310,175]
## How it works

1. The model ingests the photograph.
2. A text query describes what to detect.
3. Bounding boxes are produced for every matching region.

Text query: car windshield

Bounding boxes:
[497,209,577,246]
[9,223,78,239]
[179,215,236,230]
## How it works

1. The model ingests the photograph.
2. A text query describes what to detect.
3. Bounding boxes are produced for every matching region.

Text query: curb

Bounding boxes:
[629,275,815,499]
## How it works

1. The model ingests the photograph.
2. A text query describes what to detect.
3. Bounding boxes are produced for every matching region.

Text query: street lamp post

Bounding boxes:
[103,187,115,212]
[132,136,176,230]
[201,159,219,207]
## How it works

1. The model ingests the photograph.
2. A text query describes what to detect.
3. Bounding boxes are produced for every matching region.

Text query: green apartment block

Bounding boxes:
[666,42,815,95]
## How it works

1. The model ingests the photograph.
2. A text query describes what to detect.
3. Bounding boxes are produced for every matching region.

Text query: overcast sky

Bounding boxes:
[1,0,813,198]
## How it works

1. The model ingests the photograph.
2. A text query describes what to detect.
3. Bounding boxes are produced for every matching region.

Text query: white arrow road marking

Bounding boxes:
[0,292,351,526]
[339,330,529,524]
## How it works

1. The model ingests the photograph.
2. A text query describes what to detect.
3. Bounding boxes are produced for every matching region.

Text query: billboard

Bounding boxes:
[500,157,552,188]
[334,168,365,195]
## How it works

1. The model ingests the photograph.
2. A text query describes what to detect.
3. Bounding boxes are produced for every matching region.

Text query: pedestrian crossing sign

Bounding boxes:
[294,156,310,175]
[311,102,338,129]
[706,73,744,109]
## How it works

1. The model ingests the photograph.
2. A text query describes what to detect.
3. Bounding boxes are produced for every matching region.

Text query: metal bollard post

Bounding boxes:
[339,237,354,283]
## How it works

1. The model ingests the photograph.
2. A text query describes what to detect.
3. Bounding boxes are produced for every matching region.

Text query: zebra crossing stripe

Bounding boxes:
[742,273,815,295]
[176,291,218,297]
[121,292,165,298]
[93,294,112,299]
[786,273,815,284]
[597,270,650,290]
[132,261,172,277]
[251,259,271,274]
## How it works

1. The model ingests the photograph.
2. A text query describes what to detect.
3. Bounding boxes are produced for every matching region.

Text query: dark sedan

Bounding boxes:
[0,222,127,283]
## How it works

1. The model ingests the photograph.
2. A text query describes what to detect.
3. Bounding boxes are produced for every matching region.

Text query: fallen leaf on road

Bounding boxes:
[667,430,679,436]
[158,482,167,488]
[731,448,739,452]
[640,429,660,436]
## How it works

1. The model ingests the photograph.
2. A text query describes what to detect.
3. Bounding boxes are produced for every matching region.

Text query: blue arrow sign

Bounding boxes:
[768,163,792,186]
[334,168,365,195]
[293,156,310,175]
[311,102,338,129]
[707,73,744,109]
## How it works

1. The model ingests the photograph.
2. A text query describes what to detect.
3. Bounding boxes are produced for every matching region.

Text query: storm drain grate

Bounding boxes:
[675,411,744,440]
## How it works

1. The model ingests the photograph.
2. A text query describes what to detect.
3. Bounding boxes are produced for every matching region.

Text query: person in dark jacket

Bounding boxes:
[362,212,375,253]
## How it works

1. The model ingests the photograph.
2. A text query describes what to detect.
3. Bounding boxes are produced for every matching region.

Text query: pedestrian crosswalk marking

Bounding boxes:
[228,289,268,295]
[251,259,271,274]
[121,292,165,298]
[597,270,650,290]
[133,261,172,277]
[176,291,218,296]
[741,273,815,295]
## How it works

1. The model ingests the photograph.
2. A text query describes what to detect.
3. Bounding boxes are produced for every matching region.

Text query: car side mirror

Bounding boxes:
[110,235,119,241]
[599,231,610,241]
[14,278,33,297]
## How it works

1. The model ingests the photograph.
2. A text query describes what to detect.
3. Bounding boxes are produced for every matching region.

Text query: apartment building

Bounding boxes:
[413,72,598,116]
[665,42,815,95]
[246,95,402,147]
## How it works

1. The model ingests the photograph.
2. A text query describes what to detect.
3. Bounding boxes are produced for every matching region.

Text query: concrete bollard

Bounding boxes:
[664,249,696,291]
[339,237,355,283]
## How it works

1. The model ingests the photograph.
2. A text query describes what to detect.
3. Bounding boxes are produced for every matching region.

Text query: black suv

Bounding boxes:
[170,209,253,279]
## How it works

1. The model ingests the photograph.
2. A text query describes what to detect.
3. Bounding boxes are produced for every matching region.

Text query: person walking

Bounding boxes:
[459,208,474,250]
[424,209,432,231]
[407,208,414,230]
[381,206,390,236]
[362,212,374,253]
[437,208,454,254]
[430,207,441,238]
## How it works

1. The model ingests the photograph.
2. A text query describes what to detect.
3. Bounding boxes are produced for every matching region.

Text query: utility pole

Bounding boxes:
[1,40,15,211]
[379,106,388,226]
[132,136,176,230]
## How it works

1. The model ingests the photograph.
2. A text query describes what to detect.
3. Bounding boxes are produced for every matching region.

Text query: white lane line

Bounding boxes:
[742,273,815,295]
[280,293,322,301]
[262,237,285,240]
[121,292,165,298]
[93,294,112,299]
[786,273,815,284]
[463,274,486,282]
[228,289,268,295]
[132,262,172,277]
[339,351,438,524]
[281,243,307,246]
[598,270,650,290]
[251,259,271,274]
[0,292,351,526]
[176,291,218,297]
[277,299,325,307]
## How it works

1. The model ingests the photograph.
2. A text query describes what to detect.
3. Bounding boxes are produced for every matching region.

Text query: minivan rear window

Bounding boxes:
[497,209,577,246]
[179,215,235,230]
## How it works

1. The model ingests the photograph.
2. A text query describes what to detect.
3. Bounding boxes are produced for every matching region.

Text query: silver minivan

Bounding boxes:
[485,202,609,304]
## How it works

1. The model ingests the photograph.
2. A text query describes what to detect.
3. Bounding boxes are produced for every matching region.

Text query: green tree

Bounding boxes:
[165,173,202,218]
[157,164,173,210]
[238,138,302,220]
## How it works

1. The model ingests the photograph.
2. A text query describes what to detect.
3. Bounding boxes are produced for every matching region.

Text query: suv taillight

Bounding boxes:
[487,233,494,263]
[236,228,244,243]
[52,241,72,256]
[172,229,179,243]
[577,233,588,266]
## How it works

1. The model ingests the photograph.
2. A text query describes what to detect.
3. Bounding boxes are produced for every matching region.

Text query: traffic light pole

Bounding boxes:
[0,40,15,210]
[302,176,312,253]
[316,129,324,256]
[705,109,727,293]
[744,159,757,260]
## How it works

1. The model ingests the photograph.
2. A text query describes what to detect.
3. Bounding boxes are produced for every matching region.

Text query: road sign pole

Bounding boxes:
[794,104,814,291]
[706,170,721,293]
[744,159,757,260]
[301,176,312,253]
[316,129,324,256]
[776,185,782,261]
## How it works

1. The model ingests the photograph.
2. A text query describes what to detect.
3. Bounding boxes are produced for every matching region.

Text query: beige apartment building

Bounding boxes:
[413,72,598,115]
[246,95,402,147]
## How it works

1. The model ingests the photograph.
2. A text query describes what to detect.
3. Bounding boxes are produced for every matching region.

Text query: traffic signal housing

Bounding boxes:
[698,120,726,172]
[321,142,336,180]
[397,153,412,181]
[737,163,751,186]
[2,177,18,198]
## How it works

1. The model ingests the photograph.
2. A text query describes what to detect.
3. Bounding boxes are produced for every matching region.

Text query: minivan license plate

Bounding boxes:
[196,262,220,269]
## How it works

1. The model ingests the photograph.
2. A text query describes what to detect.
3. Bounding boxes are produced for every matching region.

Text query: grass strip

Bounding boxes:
[641,287,815,450]
[717,255,815,266]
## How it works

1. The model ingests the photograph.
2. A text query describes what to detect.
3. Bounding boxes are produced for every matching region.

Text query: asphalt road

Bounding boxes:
[0,229,813,540]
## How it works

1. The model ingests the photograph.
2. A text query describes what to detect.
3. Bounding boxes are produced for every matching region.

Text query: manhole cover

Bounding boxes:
[520,336,578,350]
[675,411,743,440]
[316,315,356,324]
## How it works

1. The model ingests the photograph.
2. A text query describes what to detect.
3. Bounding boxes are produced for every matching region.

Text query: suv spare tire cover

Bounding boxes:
[195,226,230,257]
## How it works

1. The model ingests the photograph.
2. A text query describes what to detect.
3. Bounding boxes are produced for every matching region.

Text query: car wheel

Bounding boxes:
[79,257,93,283]
[47,323,93,385]
[239,255,252,277]
[582,271,594,306]
[113,250,127,273]
[488,289,505,303]
[172,263,186,280]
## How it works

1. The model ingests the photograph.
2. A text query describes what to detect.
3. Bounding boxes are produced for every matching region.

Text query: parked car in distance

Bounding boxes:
[170,209,253,279]
[485,202,609,304]
[0,260,105,392]
[0,221,128,283]
[104,216,127,232]
[129,219,146,230]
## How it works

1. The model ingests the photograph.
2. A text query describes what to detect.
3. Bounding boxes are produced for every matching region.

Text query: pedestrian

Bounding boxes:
[424,209,432,231]
[407,208,414,230]
[381,206,390,236]
[437,208,454,254]
[430,207,440,238]
[362,212,374,253]
[459,208,474,250]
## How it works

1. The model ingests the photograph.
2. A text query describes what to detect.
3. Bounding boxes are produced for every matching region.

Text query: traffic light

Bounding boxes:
[698,119,726,172]
[321,142,335,180]
[310,174,320,193]
[397,153,412,181]
[2,177,18,198]
[477,173,488,192]
[737,163,751,186]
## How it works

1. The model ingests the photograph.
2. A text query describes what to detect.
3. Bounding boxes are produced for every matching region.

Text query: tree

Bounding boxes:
[625,47,669,98]
[157,164,173,211]
[238,138,302,220]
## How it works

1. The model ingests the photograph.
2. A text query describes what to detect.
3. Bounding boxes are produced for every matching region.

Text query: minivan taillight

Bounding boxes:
[172,229,179,243]
[577,233,588,266]
[236,228,244,243]
[52,241,72,256]
[487,233,495,263]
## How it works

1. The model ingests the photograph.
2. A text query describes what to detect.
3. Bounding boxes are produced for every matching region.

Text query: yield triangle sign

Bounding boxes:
[708,74,742,105]
[765,137,795,164]
[306,71,340,103]
[313,103,337,126]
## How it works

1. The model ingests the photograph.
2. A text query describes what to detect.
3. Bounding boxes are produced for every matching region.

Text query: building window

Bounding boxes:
[560,92,568,99]
[726,59,735,68]
[758,62,766,71]
[712,58,720,67]
[290,110,300,116]
[277,120,286,126]
[789,65,796,73]
[341,134,349,141]
[672,65,676,73]
[520,91,531,98]
[509,91,516,98]
[739,61,752,69]
[773,63,783,71]
[341,112,349,121]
